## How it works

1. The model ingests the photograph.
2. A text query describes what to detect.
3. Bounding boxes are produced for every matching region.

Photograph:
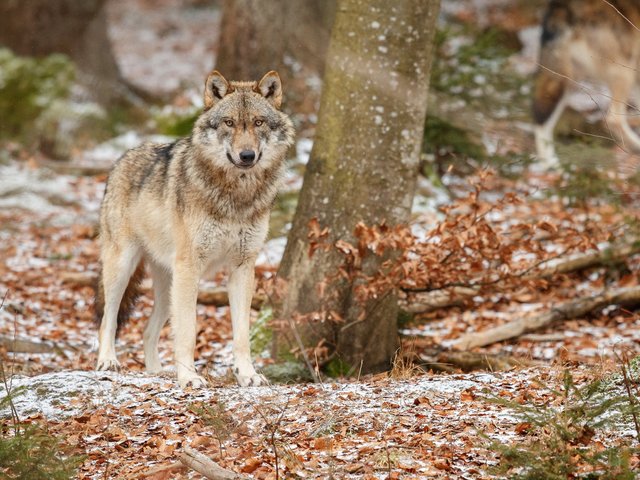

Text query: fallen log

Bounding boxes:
[401,286,479,314]
[531,241,640,279]
[402,240,640,314]
[177,446,247,480]
[0,335,57,354]
[418,348,538,373]
[454,284,640,350]
[60,271,266,309]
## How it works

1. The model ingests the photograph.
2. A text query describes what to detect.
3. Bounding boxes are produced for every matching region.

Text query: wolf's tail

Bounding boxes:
[94,260,146,336]
[532,68,565,125]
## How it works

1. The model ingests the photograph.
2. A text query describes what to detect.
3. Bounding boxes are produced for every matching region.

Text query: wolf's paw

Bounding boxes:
[236,371,269,387]
[178,372,208,389]
[144,360,163,375]
[96,357,121,371]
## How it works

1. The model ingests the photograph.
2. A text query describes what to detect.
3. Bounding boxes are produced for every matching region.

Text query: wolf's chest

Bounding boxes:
[195,220,267,266]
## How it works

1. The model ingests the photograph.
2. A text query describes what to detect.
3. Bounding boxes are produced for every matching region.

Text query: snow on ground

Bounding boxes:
[107,0,220,96]
[0,368,541,478]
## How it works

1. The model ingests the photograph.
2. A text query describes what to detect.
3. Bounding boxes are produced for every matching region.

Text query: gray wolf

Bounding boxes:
[533,0,640,167]
[95,70,295,388]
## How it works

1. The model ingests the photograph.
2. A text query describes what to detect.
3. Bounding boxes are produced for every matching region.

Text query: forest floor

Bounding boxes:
[2,0,640,479]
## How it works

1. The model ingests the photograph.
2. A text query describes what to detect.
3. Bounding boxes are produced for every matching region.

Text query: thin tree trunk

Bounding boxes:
[274,0,441,375]
[215,0,335,80]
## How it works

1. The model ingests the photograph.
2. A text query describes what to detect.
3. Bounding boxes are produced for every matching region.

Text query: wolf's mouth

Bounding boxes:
[226,151,261,169]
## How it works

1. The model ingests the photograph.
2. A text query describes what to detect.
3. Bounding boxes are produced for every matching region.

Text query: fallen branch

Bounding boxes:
[454,284,640,350]
[401,286,479,313]
[402,240,640,314]
[0,335,57,354]
[531,241,640,279]
[61,271,266,308]
[177,446,247,480]
[419,348,538,373]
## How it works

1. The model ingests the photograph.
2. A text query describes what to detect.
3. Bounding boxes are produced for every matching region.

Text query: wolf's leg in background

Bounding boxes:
[228,260,267,386]
[96,243,142,370]
[143,261,171,374]
[534,93,567,169]
[171,254,207,388]
[532,64,568,169]
[605,68,640,152]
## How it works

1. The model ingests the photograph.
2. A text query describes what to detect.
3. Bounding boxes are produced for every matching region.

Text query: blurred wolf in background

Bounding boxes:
[95,70,294,388]
[533,0,640,167]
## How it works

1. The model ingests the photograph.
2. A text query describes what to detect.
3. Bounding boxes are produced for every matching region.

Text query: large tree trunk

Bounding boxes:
[274,0,441,375]
[0,0,129,104]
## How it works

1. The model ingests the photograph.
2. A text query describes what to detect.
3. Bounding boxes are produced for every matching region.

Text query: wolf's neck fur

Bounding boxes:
[174,139,285,224]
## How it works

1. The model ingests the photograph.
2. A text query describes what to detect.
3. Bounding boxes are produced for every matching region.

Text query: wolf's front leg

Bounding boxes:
[171,257,207,388]
[228,260,267,387]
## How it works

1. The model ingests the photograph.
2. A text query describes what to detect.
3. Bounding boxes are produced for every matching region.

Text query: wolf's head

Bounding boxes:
[193,71,294,172]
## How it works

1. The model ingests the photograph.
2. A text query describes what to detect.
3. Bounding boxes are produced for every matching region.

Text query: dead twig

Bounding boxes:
[454,285,640,350]
[177,446,247,480]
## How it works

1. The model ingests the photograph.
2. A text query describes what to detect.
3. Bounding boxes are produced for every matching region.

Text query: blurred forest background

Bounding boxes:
[2,0,640,478]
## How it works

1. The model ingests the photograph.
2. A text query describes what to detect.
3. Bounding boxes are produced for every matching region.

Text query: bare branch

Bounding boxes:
[177,446,247,480]
[454,285,640,350]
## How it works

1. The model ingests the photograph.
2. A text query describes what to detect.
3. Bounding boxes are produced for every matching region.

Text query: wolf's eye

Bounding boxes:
[254,119,264,127]
[224,120,234,127]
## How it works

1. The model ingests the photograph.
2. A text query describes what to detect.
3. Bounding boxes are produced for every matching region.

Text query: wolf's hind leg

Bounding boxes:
[606,69,640,152]
[532,61,568,169]
[96,243,142,371]
[144,261,171,374]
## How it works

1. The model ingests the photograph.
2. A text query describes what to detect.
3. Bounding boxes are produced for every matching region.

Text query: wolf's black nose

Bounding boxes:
[239,150,256,163]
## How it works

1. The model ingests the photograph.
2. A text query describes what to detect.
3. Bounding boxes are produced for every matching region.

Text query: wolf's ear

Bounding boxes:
[257,71,282,109]
[204,71,230,110]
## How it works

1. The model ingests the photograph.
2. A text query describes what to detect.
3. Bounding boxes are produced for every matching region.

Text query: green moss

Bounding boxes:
[430,26,527,117]
[261,361,314,384]
[397,309,414,329]
[269,190,299,239]
[0,49,75,141]
[154,108,199,137]
[324,357,352,378]
[250,306,274,357]
[423,114,486,161]
[553,145,619,205]
[1,387,83,479]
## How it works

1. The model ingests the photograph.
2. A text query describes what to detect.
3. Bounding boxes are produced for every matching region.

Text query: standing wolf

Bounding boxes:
[533,0,640,166]
[95,71,294,388]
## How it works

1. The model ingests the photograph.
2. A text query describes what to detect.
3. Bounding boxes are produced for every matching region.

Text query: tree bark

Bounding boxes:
[0,0,128,104]
[274,0,441,375]
[215,0,335,80]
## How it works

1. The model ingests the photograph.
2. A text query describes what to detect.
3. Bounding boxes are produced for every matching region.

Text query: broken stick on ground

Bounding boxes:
[454,285,640,350]
[177,446,247,480]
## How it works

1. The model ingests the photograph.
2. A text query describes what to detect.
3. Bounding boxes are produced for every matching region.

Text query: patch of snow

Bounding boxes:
[256,236,287,267]
[81,132,176,165]
[0,164,75,215]
[295,138,313,165]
